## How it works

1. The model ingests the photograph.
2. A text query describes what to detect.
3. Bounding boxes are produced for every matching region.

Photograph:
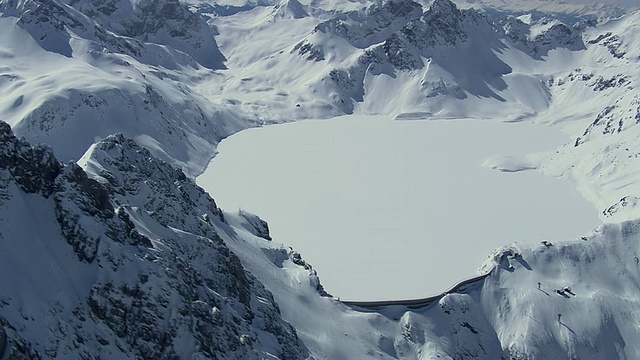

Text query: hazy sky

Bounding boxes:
[458,0,639,11]
[576,0,637,6]
[536,0,637,7]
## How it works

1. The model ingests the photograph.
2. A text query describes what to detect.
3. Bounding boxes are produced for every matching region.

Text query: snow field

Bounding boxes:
[198,114,601,300]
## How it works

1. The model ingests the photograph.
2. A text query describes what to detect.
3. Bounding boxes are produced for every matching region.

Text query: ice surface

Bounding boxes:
[198,115,601,300]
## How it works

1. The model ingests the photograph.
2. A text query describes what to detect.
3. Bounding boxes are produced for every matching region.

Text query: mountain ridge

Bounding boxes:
[0,122,308,359]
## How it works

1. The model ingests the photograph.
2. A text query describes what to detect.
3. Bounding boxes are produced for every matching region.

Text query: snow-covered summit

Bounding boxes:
[271,0,308,20]
[501,16,586,58]
[314,0,423,49]
[283,0,593,114]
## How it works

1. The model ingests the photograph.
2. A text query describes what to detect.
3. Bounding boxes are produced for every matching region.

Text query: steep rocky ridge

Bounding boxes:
[0,123,307,359]
[63,0,226,69]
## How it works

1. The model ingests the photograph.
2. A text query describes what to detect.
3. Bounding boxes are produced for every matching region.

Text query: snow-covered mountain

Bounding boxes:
[0,122,307,359]
[3,0,640,358]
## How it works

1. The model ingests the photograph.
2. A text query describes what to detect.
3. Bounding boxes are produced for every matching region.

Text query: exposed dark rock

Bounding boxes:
[319,0,513,109]
[314,0,422,49]
[1,0,223,69]
[502,17,585,58]
[0,123,308,359]
[383,33,422,70]
[288,249,331,297]
[87,134,226,239]
[292,41,325,61]
[603,196,640,218]
[588,32,625,59]
[239,209,272,240]
[66,0,226,69]
[0,122,61,197]
[591,74,631,91]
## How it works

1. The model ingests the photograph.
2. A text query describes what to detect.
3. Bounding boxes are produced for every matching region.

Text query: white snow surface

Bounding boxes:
[198,115,601,300]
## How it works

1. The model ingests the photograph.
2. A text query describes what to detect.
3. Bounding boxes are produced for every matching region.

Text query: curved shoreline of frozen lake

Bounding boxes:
[197,115,601,301]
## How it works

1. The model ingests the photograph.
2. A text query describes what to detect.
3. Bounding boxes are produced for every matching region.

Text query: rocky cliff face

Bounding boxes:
[0,122,307,359]
[501,16,586,58]
[0,122,61,198]
[314,0,423,49]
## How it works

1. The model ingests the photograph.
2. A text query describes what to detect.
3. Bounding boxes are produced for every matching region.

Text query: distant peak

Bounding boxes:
[96,133,129,149]
[272,0,309,20]
[429,0,459,14]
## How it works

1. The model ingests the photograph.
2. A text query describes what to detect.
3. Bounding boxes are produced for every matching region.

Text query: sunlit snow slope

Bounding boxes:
[2,0,640,358]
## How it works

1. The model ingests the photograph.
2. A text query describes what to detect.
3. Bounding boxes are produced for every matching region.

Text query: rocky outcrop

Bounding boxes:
[501,16,586,58]
[65,0,226,69]
[291,40,325,61]
[588,31,625,59]
[314,0,422,49]
[291,0,592,112]
[239,209,272,240]
[0,121,61,198]
[309,0,511,111]
[83,134,227,239]
[0,122,307,359]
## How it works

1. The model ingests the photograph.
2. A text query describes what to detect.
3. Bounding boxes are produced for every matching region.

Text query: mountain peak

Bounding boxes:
[429,0,459,16]
[0,121,61,197]
[0,125,308,359]
[272,0,309,19]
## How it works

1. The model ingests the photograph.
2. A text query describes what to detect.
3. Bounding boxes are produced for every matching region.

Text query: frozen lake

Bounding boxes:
[197,115,601,301]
